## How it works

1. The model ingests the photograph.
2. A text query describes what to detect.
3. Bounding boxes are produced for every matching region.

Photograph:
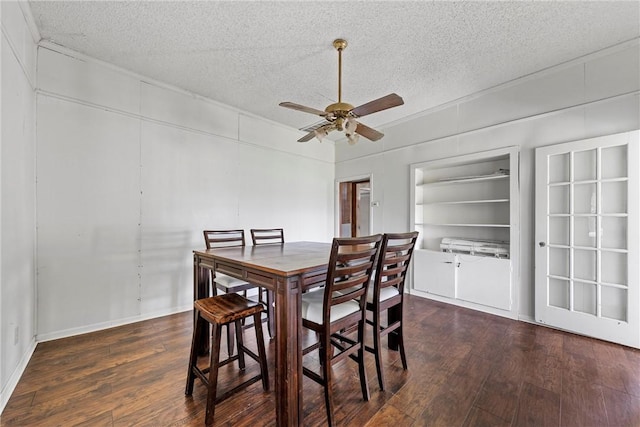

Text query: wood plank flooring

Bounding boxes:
[2,295,640,426]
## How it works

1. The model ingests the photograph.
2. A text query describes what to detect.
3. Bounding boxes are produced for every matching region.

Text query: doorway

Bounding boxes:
[338,178,371,237]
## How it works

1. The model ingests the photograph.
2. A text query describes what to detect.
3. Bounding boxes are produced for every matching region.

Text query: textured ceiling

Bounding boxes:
[28,1,640,136]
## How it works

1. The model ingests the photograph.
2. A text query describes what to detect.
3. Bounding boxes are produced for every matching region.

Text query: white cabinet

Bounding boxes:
[414,250,456,298]
[410,147,519,318]
[457,254,511,310]
[414,250,512,311]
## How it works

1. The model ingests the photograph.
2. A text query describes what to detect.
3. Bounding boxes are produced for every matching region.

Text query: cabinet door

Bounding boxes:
[414,250,456,298]
[457,256,511,310]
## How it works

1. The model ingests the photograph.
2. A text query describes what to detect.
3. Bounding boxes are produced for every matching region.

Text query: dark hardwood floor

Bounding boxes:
[2,295,639,426]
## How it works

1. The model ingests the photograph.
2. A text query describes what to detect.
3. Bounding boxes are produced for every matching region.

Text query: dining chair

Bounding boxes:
[250,228,284,338]
[203,230,263,354]
[366,231,418,391]
[250,228,284,245]
[300,234,383,426]
[203,230,255,294]
[185,293,269,426]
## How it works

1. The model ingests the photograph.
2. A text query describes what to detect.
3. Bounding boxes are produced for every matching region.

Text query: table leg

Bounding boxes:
[274,276,303,426]
[193,256,210,355]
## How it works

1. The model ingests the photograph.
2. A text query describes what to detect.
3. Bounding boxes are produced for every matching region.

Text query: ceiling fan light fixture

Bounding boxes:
[314,128,328,142]
[347,133,360,145]
[345,116,358,134]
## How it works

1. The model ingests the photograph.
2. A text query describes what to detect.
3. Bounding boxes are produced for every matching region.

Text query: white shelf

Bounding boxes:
[547,213,628,217]
[417,223,511,228]
[418,199,509,206]
[418,173,509,187]
[548,176,629,186]
[410,146,520,320]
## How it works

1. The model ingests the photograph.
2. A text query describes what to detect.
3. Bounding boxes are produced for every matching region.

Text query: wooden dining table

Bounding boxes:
[193,241,333,426]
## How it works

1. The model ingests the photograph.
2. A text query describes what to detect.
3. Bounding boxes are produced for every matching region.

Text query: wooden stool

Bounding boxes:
[185,293,269,426]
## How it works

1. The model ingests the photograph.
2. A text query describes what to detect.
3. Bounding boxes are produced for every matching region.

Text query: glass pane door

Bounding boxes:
[535,132,639,348]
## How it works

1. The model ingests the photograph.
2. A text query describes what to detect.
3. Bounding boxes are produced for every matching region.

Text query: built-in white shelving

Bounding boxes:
[410,147,520,319]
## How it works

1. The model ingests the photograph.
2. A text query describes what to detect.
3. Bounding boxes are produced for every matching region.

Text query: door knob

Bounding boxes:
[539,242,546,247]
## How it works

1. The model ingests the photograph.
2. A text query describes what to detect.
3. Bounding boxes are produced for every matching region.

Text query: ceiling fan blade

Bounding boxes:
[354,121,384,141]
[350,93,404,118]
[298,123,336,143]
[297,131,317,143]
[279,102,327,117]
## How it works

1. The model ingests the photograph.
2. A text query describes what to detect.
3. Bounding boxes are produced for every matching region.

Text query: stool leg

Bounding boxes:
[253,312,269,391]
[226,322,235,357]
[235,319,246,370]
[205,322,222,427]
[185,309,203,395]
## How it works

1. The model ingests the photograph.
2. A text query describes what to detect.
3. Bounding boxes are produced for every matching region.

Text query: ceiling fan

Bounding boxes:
[279,39,404,144]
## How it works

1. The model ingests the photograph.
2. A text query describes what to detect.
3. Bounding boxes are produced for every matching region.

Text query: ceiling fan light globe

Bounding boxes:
[347,133,359,145]
[345,117,358,133]
[314,128,327,142]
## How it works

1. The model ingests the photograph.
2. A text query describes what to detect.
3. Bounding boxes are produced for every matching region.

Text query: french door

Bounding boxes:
[535,131,639,348]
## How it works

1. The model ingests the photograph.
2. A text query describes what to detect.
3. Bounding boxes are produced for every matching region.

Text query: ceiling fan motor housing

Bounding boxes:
[325,102,354,130]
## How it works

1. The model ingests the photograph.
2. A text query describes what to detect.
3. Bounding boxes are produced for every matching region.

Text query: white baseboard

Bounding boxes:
[0,338,37,414]
[518,314,537,324]
[36,304,192,343]
[1,305,193,414]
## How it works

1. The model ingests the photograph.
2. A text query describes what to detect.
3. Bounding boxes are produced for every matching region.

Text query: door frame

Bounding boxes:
[335,174,373,237]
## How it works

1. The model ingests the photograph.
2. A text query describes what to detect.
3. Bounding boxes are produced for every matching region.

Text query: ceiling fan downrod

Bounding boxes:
[333,39,347,103]
[326,39,354,130]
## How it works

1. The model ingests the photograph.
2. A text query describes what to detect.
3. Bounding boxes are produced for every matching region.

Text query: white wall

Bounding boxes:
[35,44,335,340]
[335,40,640,322]
[0,0,38,412]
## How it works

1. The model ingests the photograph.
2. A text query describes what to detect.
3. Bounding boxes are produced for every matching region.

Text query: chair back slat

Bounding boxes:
[203,230,246,250]
[323,235,383,324]
[374,232,419,293]
[250,228,285,245]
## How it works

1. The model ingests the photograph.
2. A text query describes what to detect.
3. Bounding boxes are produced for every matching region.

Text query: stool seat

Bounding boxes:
[186,293,269,426]
[195,293,266,324]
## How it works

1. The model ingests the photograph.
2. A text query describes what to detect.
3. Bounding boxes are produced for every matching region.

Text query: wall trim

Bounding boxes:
[1,23,36,89]
[35,89,333,164]
[0,338,37,414]
[17,0,41,43]
[36,305,192,343]
[1,304,192,413]
[381,38,640,132]
[337,90,639,164]
[36,43,304,138]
